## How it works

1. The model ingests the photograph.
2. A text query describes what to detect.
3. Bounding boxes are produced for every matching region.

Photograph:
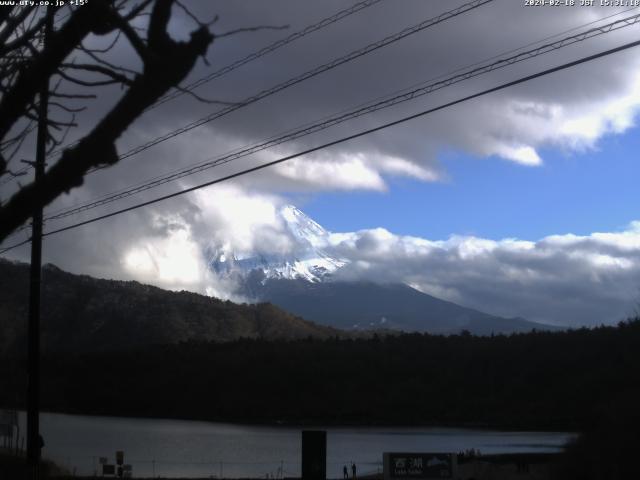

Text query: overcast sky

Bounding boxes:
[3,0,640,327]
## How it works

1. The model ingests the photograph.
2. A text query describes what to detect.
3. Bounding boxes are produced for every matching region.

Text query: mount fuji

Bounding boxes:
[206,206,559,335]
[207,205,346,283]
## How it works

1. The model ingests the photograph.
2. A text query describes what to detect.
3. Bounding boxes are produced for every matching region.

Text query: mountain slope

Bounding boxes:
[250,278,560,335]
[203,205,558,335]
[207,205,345,283]
[0,259,340,355]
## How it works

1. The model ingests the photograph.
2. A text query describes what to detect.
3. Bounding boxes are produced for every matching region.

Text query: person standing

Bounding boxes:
[343,465,348,479]
[351,462,357,479]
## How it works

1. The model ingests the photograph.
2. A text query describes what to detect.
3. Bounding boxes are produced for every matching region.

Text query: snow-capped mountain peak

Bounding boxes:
[280,205,328,246]
[207,205,346,283]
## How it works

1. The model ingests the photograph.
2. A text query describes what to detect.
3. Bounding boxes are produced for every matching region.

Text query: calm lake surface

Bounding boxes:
[17,412,574,478]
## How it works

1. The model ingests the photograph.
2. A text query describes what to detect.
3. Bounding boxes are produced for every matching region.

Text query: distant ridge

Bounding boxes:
[248,278,561,335]
[0,259,340,355]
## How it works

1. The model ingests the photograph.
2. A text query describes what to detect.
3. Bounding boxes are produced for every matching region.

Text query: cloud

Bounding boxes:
[3,1,637,212]
[273,153,387,191]
[14,0,637,206]
[122,213,205,288]
[4,1,640,204]
[166,1,640,185]
[4,2,640,329]
[189,187,289,253]
[5,176,640,327]
[326,222,640,327]
[113,198,640,327]
[119,208,251,301]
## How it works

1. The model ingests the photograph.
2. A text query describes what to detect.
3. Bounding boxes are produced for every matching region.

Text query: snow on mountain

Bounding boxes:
[207,205,346,283]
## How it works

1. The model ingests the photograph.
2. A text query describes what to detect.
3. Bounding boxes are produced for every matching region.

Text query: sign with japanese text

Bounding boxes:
[384,453,455,479]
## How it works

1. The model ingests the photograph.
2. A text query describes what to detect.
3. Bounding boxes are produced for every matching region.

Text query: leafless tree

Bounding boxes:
[0,0,215,243]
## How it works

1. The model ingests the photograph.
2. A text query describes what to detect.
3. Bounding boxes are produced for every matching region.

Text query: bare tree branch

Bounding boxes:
[49,92,98,100]
[3,122,33,164]
[56,69,127,88]
[111,15,149,61]
[216,24,289,39]
[78,45,141,76]
[0,7,35,48]
[0,0,215,241]
[60,63,134,86]
[81,30,122,54]
[48,101,87,114]
[0,10,52,56]
[46,115,76,154]
[0,0,116,143]
[123,0,155,21]
[0,6,16,28]
[173,83,239,106]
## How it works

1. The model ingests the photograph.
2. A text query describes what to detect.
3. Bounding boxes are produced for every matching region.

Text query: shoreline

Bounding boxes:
[3,406,577,434]
[2,452,564,480]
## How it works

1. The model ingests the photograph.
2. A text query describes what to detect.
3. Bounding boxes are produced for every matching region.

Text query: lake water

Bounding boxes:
[15,412,574,478]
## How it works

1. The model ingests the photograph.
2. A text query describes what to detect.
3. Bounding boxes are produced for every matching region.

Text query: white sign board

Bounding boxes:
[383,453,457,480]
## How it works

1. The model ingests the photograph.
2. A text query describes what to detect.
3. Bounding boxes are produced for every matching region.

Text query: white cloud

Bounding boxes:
[7,177,640,327]
[559,73,640,147]
[190,186,290,254]
[362,152,443,181]
[122,215,206,290]
[273,153,387,191]
[492,145,542,166]
[326,222,640,326]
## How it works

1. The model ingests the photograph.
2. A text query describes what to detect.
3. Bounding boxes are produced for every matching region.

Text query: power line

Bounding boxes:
[2,36,639,255]
[0,0,384,186]
[5,7,640,242]
[2,0,493,190]
[36,11,640,224]
[149,0,385,110]
[36,5,640,224]
[88,0,493,171]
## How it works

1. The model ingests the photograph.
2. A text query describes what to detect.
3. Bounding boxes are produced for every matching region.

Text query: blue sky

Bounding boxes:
[301,125,640,241]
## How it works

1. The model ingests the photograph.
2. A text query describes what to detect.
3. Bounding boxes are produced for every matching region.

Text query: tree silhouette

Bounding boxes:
[0,0,214,242]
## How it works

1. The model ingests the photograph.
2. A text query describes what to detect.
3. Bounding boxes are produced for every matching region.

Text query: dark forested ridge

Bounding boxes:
[0,259,341,354]
[2,320,639,430]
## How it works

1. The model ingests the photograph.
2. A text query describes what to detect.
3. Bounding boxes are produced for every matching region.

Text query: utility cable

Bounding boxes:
[89,0,494,170]
[2,36,639,254]
[0,0,385,186]
[150,0,385,110]
[37,5,640,222]
[2,0,494,189]
[36,12,640,224]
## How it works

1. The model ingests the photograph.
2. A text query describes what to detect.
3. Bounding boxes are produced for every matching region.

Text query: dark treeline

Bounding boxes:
[2,320,640,430]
